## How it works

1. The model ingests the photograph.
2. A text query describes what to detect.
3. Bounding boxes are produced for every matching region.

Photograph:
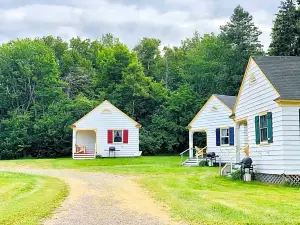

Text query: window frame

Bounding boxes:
[249,73,257,85]
[259,114,268,144]
[220,127,229,146]
[113,129,124,144]
[212,105,218,112]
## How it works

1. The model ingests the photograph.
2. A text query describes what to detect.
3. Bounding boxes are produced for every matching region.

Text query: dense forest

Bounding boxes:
[1,1,300,159]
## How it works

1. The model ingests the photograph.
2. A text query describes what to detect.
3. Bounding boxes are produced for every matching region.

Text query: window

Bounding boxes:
[113,130,123,143]
[255,113,273,144]
[221,128,229,145]
[259,115,268,143]
[212,105,218,112]
[101,108,112,114]
[249,73,256,85]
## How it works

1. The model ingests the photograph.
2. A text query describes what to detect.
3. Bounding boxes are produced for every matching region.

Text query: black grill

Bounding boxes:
[241,157,253,168]
[109,146,116,157]
[206,152,216,159]
[109,147,116,151]
[240,157,254,181]
[206,152,217,167]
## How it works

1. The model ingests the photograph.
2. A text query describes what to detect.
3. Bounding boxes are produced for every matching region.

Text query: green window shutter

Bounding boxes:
[255,116,260,144]
[267,112,273,143]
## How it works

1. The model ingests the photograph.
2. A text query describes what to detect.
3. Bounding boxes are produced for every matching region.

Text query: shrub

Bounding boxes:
[96,154,102,159]
[199,160,208,167]
[231,169,241,180]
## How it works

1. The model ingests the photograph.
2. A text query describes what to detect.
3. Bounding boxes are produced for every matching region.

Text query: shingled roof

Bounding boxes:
[214,95,236,110]
[252,56,300,100]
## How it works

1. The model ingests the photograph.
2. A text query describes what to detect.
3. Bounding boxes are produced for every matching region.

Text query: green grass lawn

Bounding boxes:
[1,156,300,225]
[0,172,68,225]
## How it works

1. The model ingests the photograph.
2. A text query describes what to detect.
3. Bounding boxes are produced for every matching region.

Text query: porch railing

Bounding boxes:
[229,145,250,173]
[179,148,190,165]
[180,146,207,165]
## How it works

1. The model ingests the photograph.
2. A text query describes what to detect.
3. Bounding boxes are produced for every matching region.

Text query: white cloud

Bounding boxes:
[0,0,281,50]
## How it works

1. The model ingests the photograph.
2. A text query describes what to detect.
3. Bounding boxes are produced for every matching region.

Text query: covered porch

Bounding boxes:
[179,129,208,166]
[188,129,207,158]
[235,119,249,162]
[72,129,97,159]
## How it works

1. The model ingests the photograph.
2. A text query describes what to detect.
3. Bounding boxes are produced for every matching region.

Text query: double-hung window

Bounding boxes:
[216,127,234,146]
[108,129,129,144]
[259,115,268,143]
[221,128,229,145]
[113,130,123,143]
[255,112,273,144]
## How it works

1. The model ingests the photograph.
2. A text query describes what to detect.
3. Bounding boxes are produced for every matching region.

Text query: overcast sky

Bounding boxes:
[0,0,282,50]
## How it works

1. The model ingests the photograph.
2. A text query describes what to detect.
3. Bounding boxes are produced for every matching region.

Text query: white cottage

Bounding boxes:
[186,95,237,166]
[232,56,300,183]
[187,56,300,184]
[71,100,142,159]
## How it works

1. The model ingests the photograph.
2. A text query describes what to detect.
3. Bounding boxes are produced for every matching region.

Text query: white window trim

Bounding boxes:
[112,129,124,144]
[259,114,268,144]
[220,127,229,146]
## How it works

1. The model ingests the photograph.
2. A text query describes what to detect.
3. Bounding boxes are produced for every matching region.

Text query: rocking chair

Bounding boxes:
[195,146,207,158]
[75,144,86,154]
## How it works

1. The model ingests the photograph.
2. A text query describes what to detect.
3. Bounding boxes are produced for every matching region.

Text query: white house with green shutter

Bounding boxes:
[232,56,300,182]
[186,56,300,184]
[185,94,238,166]
[71,100,142,159]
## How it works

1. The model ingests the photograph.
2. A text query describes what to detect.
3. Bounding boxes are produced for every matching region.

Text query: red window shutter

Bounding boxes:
[123,130,129,144]
[107,130,113,144]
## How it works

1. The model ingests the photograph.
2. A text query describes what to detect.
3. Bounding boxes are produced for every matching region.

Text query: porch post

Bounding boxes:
[189,130,194,158]
[72,129,77,158]
[235,124,240,163]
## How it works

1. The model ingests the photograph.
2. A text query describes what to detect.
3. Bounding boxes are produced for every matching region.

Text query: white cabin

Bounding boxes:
[71,100,142,159]
[187,56,300,184]
[233,56,300,179]
[188,95,237,164]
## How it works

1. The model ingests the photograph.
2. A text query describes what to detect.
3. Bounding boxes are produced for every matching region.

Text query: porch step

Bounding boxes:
[182,158,202,167]
[73,153,96,160]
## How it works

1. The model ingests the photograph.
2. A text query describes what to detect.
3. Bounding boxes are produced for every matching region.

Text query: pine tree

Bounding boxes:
[219,5,263,94]
[269,0,300,56]
[220,5,263,54]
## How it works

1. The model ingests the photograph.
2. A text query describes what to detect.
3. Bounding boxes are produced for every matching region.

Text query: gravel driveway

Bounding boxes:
[0,167,185,225]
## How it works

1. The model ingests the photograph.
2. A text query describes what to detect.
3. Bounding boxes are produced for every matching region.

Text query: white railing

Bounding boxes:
[229,145,250,173]
[220,163,231,176]
[224,146,236,156]
[180,146,207,165]
[180,148,190,165]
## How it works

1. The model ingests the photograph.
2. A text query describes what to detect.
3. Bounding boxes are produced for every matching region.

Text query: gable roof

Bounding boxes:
[72,100,141,128]
[252,56,300,100]
[188,94,236,127]
[214,95,236,110]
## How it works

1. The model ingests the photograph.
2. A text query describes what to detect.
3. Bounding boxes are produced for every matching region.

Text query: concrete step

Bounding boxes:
[184,160,201,163]
[183,163,200,167]
[182,158,202,167]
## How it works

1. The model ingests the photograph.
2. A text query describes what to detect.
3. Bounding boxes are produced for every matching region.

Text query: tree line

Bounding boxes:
[0,1,299,159]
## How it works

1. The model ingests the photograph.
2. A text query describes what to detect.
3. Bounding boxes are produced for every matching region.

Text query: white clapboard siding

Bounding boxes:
[234,58,284,174]
[190,96,236,163]
[281,106,300,174]
[74,101,140,158]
